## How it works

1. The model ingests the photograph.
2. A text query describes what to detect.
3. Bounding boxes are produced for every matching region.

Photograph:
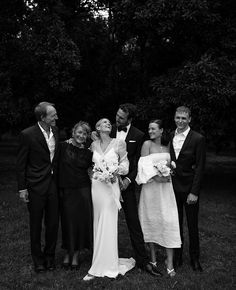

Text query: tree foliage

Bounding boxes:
[0,0,235,149]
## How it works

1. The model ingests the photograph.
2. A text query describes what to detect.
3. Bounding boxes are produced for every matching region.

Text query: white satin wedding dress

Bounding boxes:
[87,138,135,278]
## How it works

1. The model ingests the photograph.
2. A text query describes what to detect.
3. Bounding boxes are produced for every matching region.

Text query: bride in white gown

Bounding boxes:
[83,118,135,281]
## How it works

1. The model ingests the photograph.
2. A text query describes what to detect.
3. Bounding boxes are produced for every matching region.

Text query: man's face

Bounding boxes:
[42,105,58,127]
[174,111,191,132]
[116,109,130,128]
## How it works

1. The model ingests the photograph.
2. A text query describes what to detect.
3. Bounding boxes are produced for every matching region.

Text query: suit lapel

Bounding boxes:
[178,129,193,158]
[170,132,177,161]
[125,126,133,142]
[35,124,50,153]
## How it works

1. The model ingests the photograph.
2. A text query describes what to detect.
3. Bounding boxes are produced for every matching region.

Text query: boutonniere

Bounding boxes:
[171,161,176,169]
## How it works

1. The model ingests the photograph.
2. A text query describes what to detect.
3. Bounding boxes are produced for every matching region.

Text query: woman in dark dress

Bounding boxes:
[59,121,93,269]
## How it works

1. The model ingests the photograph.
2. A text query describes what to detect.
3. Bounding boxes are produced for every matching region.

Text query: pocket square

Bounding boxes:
[129,140,136,143]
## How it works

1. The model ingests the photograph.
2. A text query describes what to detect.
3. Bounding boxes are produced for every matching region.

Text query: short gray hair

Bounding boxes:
[34,102,55,121]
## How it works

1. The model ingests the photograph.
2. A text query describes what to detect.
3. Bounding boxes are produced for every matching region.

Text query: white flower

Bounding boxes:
[92,158,119,184]
[153,160,172,177]
[171,161,176,169]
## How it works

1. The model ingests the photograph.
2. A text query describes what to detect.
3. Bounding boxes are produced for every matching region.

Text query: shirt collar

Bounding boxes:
[175,126,190,137]
[117,123,131,132]
[126,123,131,132]
[38,122,52,135]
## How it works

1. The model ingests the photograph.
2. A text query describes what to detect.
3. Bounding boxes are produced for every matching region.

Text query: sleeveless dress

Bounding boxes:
[88,138,135,278]
[136,153,181,248]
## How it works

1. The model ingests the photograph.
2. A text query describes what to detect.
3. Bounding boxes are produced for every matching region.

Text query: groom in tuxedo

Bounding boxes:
[111,103,162,276]
[169,106,206,272]
[17,102,60,273]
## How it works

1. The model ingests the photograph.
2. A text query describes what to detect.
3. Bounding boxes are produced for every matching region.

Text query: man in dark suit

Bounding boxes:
[169,106,206,272]
[17,102,60,273]
[110,103,162,277]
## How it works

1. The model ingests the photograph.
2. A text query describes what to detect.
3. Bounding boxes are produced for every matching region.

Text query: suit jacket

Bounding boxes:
[17,124,59,195]
[169,129,206,196]
[111,125,145,183]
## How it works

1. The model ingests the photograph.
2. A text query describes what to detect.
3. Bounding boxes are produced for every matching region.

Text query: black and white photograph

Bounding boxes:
[0,0,235,289]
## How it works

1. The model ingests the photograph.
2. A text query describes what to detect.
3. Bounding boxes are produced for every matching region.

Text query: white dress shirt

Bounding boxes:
[173,127,190,159]
[38,122,56,162]
[116,124,131,140]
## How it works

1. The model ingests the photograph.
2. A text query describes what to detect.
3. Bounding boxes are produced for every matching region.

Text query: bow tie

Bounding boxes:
[117,126,127,132]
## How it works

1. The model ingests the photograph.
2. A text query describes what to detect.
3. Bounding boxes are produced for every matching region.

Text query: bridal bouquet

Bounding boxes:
[93,159,119,184]
[153,160,172,177]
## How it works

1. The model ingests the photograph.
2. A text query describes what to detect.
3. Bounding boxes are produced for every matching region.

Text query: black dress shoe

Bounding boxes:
[141,263,163,277]
[45,259,56,271]
[34,264,46,273]
[191,260,203,272]
[70,263,80,271]
[61,261,70,270]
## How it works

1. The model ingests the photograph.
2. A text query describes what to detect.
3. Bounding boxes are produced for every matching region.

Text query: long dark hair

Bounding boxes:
[149,119,170,146]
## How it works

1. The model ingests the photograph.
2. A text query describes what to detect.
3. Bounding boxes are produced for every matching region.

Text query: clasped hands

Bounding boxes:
[118,177,130,191]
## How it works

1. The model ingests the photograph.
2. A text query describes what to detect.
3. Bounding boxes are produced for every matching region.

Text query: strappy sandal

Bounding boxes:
[167,268,176,277]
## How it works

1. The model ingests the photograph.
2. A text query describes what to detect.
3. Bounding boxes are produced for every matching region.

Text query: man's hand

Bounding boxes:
[66,138,73,144]
[19,189,29,203]
[121,178,130,191]
[91,131,99,141]
[186,193,198,204]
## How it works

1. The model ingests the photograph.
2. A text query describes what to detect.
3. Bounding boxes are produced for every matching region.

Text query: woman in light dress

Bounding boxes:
[136,119,181,277]
[83,118,135,281]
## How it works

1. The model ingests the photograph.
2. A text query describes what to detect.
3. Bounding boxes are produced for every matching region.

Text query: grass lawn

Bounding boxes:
[0,148,235,290]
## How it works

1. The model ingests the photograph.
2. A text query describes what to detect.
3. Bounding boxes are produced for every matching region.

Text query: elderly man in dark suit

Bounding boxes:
[169,106,206,272]
[110,103,162,277]
[17,102,59,273]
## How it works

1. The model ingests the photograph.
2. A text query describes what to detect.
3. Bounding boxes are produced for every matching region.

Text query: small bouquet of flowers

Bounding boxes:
[153,160,172,177]
[153,160,176,182]
[93,158,119,184]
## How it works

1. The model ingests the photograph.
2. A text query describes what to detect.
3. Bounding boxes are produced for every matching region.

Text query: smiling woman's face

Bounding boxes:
[73,126,88,144]
[148,122,163,140]
[97,118,112,133]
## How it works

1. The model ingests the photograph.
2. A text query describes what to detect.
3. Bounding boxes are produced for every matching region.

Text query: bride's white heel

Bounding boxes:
[83,274,95,281]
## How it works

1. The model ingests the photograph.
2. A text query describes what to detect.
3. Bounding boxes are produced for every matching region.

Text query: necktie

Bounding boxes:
[117,126,127,132]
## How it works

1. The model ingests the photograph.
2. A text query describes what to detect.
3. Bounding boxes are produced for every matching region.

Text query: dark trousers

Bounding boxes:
[28,179,59,266]
[174,191,200,261]
[121,185,148,267]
